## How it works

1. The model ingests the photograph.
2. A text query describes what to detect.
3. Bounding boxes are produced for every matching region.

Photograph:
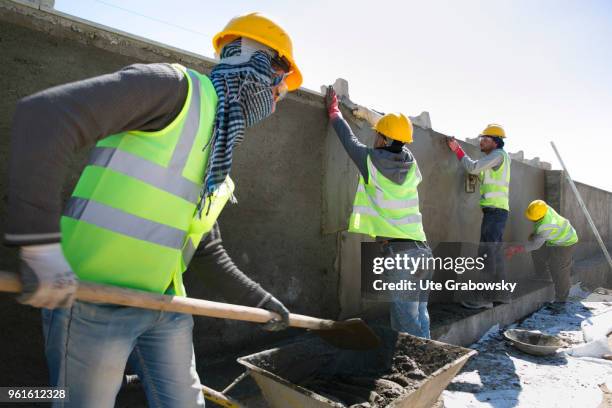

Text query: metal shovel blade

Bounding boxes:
[314,318,381,350]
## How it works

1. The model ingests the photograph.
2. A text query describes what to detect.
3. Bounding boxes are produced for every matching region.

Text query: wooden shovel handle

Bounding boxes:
[0,271,334,331]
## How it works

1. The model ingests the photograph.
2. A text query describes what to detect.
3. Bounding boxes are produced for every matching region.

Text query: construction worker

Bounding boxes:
[5,13,301,407]
[325,87,433,338]
[447,124,511,308]
[506,199,578,302]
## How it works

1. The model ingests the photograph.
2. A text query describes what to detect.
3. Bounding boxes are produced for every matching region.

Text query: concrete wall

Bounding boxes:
[331,123,547,312]
[545,171,612,260]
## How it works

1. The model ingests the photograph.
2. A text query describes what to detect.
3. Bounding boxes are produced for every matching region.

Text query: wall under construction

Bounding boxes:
[1,0,610,387]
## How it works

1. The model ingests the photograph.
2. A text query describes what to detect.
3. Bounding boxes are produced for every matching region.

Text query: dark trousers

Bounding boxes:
[531,245,574,301]
[478,207,509,301]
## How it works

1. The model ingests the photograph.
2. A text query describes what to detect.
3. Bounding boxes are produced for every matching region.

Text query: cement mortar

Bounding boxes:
[242,328,468,407]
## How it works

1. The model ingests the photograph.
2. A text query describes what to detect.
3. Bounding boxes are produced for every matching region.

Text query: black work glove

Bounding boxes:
[259,295,290,331]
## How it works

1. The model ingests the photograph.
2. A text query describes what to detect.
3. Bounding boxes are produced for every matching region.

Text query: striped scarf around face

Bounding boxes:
[200,38,275,213]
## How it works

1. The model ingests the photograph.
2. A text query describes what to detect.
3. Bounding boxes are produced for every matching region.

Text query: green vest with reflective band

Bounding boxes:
[349,155,426,241]
[61,65,233,296]
[479,149,511,210]
[534,206,578,247]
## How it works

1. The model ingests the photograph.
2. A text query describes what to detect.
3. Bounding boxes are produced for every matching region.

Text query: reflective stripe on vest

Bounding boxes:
[479,149,510,210]
[535,206,578,247]
[88,146,201,203]
[61,66,232,296]
[349,154,426,241]
[64,197,186,249]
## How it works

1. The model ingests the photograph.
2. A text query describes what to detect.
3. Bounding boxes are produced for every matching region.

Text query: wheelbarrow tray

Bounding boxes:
[237,327,476,408]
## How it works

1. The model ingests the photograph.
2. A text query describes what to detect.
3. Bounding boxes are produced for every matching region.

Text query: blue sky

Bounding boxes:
[55,0,612,192]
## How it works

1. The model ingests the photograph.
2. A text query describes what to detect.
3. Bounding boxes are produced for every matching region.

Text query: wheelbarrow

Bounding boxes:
[236,327,477,408]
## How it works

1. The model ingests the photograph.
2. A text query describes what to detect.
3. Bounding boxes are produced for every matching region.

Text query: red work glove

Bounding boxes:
[447,137,465,160]
[325,86,342,120]
[505,245,525,260]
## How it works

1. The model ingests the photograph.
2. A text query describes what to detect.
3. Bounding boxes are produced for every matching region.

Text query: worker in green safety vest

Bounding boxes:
[5,13,301,407]
[325,86,433,339]
[447,124,512,309]
[506,199,578,302]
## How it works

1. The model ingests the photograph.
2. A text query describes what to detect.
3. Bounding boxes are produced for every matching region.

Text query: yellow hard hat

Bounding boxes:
[213,13,302,91]
[525,199,548,221]
[480,124,506,138]
[374,113,413,144]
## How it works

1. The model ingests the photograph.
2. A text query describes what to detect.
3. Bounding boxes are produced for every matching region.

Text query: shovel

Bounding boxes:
[0,271,380,350]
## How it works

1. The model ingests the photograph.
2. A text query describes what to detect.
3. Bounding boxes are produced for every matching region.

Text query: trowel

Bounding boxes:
[0,271,380,350]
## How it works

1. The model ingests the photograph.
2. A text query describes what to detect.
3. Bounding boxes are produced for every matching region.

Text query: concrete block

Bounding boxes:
[409,111,432,130]
[332,78,349,98]
[322,78,350,100]
[508,150,524,161]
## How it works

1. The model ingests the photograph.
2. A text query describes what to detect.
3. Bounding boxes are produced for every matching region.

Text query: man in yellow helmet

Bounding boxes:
[5,13,299,407]
[447,124,511,309]
[325,87,433,338]
[506,200,578,302]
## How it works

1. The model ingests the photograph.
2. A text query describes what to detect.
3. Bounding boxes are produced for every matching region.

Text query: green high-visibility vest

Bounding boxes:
[349,154,426,241]
[61,65,233,296]
[479,149,511,210]
[534,206,578,246]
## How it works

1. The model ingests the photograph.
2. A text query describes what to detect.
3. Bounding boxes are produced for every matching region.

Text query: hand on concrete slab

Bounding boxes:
[325,86,342,120]
[18,243,77,309]
[505,245,525,260]
[446,137,465,160]
[447,137,460,152]
[260,295,290,331]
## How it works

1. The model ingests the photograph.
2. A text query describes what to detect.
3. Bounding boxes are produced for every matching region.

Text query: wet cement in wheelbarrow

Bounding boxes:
[300,335,464,407]
[246,329,466,407]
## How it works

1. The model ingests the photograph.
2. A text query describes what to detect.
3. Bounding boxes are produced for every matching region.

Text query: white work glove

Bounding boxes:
[18,243,77,309]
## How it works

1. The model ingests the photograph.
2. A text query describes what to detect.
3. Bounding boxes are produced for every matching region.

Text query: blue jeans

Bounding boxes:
[42,301,205,408]
[390,299,431,339]
[479,207,509,301]
[386,242,433,338]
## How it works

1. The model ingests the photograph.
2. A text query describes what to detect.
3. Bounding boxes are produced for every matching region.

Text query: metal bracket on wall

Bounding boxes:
[465,174,478,193]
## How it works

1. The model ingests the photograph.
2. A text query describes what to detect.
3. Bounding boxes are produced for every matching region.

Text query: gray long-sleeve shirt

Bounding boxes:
[523,232,549,252]
[459,148,505,175]
[331,116,416,184]
[5,63,269,306]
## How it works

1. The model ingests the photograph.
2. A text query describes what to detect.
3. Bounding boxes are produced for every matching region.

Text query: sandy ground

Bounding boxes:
[443,288,612,408]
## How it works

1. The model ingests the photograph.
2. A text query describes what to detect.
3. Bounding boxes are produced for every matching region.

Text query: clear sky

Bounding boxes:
[55,0,612,192]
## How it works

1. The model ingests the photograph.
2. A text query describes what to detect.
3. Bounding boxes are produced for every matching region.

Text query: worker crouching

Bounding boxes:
[506,199,578,303]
